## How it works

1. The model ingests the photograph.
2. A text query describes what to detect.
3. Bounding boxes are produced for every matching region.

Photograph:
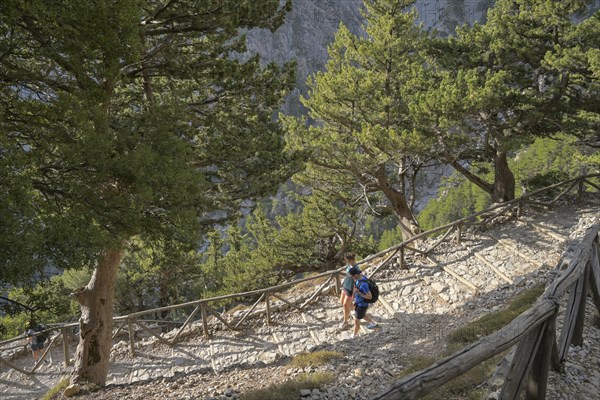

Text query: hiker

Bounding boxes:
[348,266,378,338]
[339,252,359,329]
[25,320,45,364]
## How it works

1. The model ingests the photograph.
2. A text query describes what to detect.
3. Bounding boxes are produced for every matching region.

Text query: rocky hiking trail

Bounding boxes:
[1,201,599,400]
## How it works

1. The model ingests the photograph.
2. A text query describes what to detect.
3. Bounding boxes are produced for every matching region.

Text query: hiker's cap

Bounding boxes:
[348,266,361,276]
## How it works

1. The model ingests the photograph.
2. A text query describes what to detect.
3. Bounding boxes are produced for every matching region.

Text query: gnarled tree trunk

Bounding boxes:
[493,151,515,202]
[374,164,420,240]
[69,247,124,389]
[449,152,515,204]
[381,185,420,240]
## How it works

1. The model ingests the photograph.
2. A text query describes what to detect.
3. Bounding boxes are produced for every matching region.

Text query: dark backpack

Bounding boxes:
[36,327,49,343]
[360,278,379,304]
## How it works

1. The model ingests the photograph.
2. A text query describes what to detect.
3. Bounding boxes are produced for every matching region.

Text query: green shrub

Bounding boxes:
[0,276,79,340]
[418,174,491,232]
[379,226,404,251]
[512,134,594,195]
[525,170,570,191]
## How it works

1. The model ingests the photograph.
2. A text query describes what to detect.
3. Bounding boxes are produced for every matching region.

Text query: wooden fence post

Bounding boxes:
[334,272,341,296]
[558,273,587,361]
[399,246,405,269]
[517,200,523,219]
[62,327,70,367]
[571,265,590,347]
[200,303,209,339]
[589,241,600,313]
[265,291,272,326]
[549,319,562,372]
[127,318,136,357]
[526,314,558,400]
[500,321,548,399]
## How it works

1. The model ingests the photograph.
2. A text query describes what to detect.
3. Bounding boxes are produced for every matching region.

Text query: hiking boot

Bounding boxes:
[339,322,350,330]
[367,323,378,329]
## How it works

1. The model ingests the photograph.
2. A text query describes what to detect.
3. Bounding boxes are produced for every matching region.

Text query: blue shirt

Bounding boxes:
[354,278,370,307]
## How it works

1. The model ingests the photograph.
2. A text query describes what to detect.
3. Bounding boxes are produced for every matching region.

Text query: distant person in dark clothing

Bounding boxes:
[25,320,45,364]
[339,252,360,329]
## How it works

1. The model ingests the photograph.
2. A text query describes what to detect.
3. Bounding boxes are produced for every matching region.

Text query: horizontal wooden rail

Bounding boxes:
[547,224,600,298]
[114,267,345,321]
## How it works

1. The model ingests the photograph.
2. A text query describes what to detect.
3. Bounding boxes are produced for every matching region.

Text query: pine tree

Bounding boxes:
[0,0,294,388]
[284,0,431,239]
[419,0,599,202]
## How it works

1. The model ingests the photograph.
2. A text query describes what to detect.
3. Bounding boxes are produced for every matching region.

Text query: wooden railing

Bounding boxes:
[0,324,76,373]
[373,217,600,400]
[0,173,598,383]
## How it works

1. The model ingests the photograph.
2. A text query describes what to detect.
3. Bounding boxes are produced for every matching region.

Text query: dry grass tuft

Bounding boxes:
[240,372,335,400]
[289,350,344,369]
[42,376,70,400]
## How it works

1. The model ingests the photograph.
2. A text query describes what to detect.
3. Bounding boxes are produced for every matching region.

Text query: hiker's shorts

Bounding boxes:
[355,305,369,320]
[31,342,44,351]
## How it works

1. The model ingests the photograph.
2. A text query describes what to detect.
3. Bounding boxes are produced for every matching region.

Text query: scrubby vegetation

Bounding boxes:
[289,350,345,369]
[395,284,546,399]
[241,372,336,400]
[447,284,546,345]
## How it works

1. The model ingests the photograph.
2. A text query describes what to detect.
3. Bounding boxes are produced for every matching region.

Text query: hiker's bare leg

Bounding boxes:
[340,292,352,324]
[343,296,352,323]
[364,314,375,324]
[353,316,360,337]
[340,292,346,320]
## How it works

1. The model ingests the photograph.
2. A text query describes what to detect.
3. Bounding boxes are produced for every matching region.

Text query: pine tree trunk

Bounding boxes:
[381,185,420,240]
[493,151,515,202]
[159,271,171,319]
[69,247,124,388]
